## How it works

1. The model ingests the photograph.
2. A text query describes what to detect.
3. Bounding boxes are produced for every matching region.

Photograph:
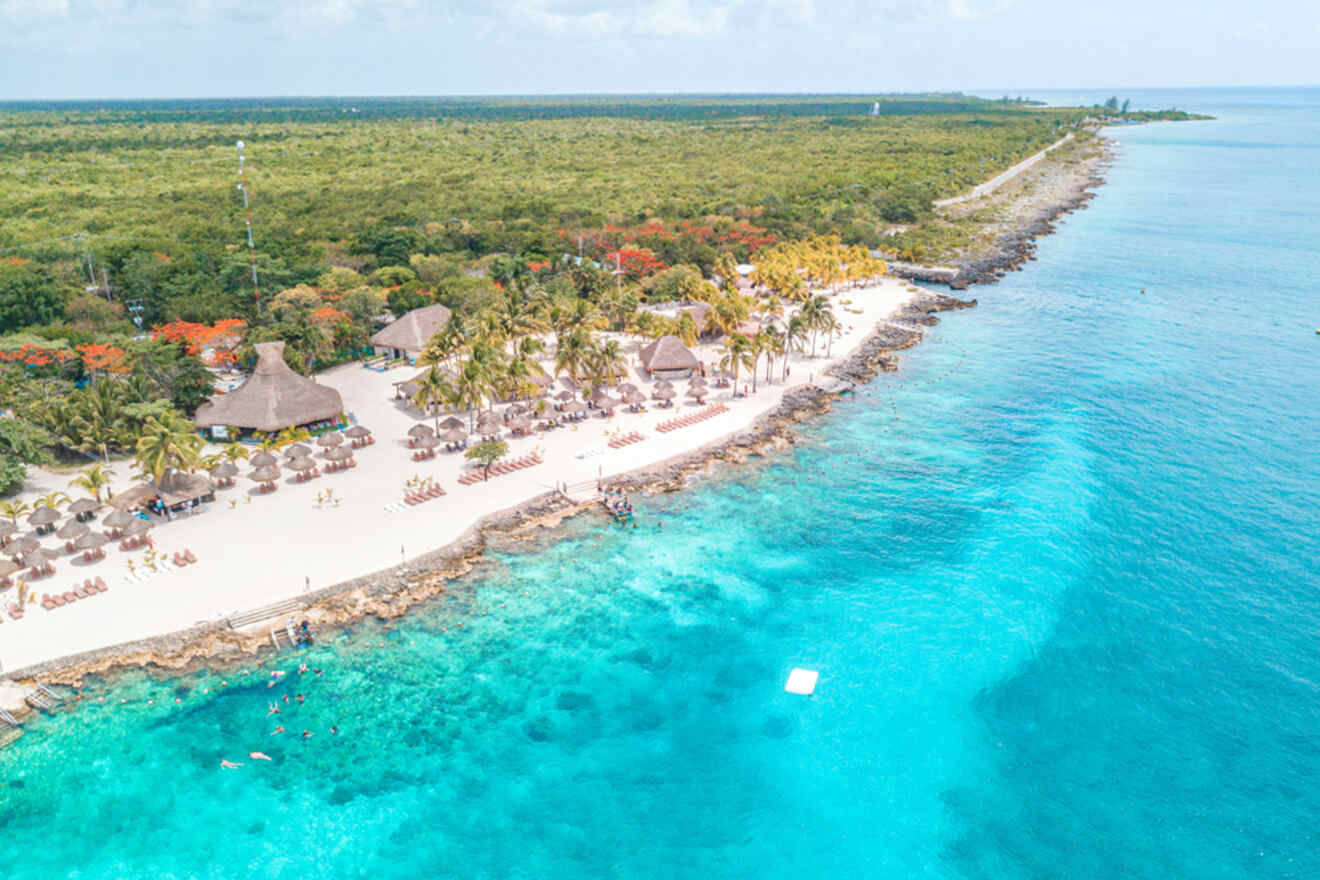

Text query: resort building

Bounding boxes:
[194,341,344,439]
[639,335,700,379]
[369,303,452,363]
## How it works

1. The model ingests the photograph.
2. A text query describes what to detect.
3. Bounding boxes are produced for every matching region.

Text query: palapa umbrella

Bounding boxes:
[122,517,153,536]
[617,382,639,395]
[564,400,587,414]
[284,443,312,459]
[554,390,576,402]
[249,465,281,484]
[20,548,57,569]
[69,498,100,517]
[0,559,19,578]
[437,416,466,431]
[475,411,502,430]
[74,531,108,551]
[345,425,372,439]
[590,389,612,406]
[508,415,534,432]
[442,428,468,445]
[598,395,623,411]
[210,461,239,479]
[407,424,435,438]
[286,456,317,472]
[103,509,135,529]
[10,535,40,554]
[316,432,344,447]
[653,386,676,400]
[689,376,709,388]
[249,451,278,468]
[623,390,646,406]
[28,506,60,527]
[507,402,529,415]
[56,519,89,541]
[0,521,16,538]
[325,445,355,460]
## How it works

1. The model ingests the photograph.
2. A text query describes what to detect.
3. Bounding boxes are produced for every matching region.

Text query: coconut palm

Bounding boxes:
[411,365,455,433]
[275,426,311,450]
[757,327,784,386]
[69,463,115,503]
[719,334,756,396]
[554,328,594,382]
[134,412,205,487]
[590,339,628,387]
[798,295,833,358]
[221,442,250,464]
[35,491,70,511]
[785,313,810,369]
[674,311,700,347]
[0,499,30,525]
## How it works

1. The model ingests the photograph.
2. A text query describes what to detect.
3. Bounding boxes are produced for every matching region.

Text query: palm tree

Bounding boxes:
[674,312,700,347]
[591,339,628,387]
[554,328,594,382]
[0,499,30,525]
[275,426,311,450]
[222,442,250,464]
[785,313,810,373]
[35,491,70,511]
[798,295,833,358]
[69,463,115,503]
[824,314,842,357]
[134,413,204,487]
[719,334,755,396]
[757,327,784,386]
[411,365,455,433]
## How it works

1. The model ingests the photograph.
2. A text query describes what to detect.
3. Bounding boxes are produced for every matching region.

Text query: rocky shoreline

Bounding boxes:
[0,289,975,727]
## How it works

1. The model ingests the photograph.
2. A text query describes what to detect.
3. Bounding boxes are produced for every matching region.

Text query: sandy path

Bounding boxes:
[934,134,1074,207]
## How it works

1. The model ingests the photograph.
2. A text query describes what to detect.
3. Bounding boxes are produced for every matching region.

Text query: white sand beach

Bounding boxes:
[0,277,919,674]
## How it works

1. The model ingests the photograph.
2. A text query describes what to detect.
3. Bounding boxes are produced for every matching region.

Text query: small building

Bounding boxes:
[370,303,452,363]
[194,341,344,439]
[639,335,700,380]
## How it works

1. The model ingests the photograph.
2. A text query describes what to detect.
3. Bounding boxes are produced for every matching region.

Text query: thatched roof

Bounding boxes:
[28,505,60,526]
[564,401,587,413]
[0,560,18,577]
[69,498,100,515]
[653,386,676,400]
[249,465,281,483]
[345,425,372,438]
[10,536,39,553]
[195,342,344,433]
[210,461,239,479]
[317,432,344,447]
[324,445,354,460]
[20,548,57,567]
[249,451,278,468]
[438,416,466,431]
[554,389,576,402]
[287,456,316,471]
[75,531,108,550]
[623,390,646,405]
[56,519,89,540]
[407,424,435,438]
[0,521,16,537]
[157,472,213,507]
[370,303,452,355]
[284,443,312,459]
[639,336,699,373]
[103,509,135,529]
[442,428,468,443]
[122,518,153,536]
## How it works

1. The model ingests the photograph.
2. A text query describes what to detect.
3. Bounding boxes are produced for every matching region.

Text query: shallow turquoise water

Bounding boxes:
[3,88,1319,879]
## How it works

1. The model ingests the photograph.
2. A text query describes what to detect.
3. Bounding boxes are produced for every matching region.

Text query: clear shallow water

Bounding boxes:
[3,87,1319,879]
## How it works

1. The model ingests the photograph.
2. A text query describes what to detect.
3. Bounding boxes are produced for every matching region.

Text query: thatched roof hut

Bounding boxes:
[442,428,468,444]
[639,336,699,379]
[249,451,278,468]
[0,521,15,538]
[56,519,89,541]
[345,425,372,439]
[75,531,108,551]
[195,342,343,434]
[370,303,453,359]
[10,536,39,554]
[156,472,214,508]
[103,509,135,529]
[69,498,100,516]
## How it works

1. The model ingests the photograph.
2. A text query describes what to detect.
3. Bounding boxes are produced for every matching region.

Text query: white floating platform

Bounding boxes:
[785,668,819,696]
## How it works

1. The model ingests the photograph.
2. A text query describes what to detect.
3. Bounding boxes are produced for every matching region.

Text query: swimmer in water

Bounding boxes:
[302,730,314,739]
[330,725,339,735]
[267,703,281,716]
[220,759,242,769]
[271,726,285,736]
[295,694,305,704]
[249,752,272,762]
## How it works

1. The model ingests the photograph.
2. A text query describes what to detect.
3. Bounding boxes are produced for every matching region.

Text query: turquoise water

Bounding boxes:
[3,88,1319,878]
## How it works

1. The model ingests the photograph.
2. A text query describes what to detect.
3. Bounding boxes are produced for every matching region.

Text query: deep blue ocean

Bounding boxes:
[2,87,1318,879]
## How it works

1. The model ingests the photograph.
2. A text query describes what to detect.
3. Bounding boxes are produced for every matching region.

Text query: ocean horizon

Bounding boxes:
[2,85,1318,879]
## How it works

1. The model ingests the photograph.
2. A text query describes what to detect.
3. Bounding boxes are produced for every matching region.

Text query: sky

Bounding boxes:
[0,0,1315,100]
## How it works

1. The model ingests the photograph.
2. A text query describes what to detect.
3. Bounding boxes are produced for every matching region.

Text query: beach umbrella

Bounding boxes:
[590,389,612,406]
[564,401,587,414]
[249,451,278,468]
[0,559,19,578]
[103,509,135,529]
[9,536,40,554]
[437,416,465,431]
[249,465,281,483]
[407,424,435,438]
[554,390,576,402]
[28,506,60,527]
[508,415,534,432]
[122,518,153,536]
[316,432,344,447]
[617,382,639,395]
[74,531,108,551]
[210,461,238,479]
[284,443,312,459]
[623,390,646,406]
[69,498,100,517]
[56,519,89,541]
[286,456,317,472]
[599,395,622,411]
[506,403,529,416]
[0,521,16,538]
[686,387,708,401]
[20,549,57,569]
[442,428,468,444]
[345,425,372,439]
[325,445,355,460]
[653,386,676,400]
[688,376,709,388]
[528,372,553,387]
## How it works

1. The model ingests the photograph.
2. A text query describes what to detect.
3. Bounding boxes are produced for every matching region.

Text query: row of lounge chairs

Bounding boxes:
[404,484,447,505]
[608,431,645,449]
[457,452,543,485]
[656,403,730,434]
[39,577,109,611]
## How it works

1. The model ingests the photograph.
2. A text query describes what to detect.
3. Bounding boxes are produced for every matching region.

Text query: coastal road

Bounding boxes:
[934,133,1074,208]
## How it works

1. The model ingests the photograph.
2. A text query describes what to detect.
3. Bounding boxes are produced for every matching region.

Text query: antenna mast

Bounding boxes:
[235,140,260,307]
